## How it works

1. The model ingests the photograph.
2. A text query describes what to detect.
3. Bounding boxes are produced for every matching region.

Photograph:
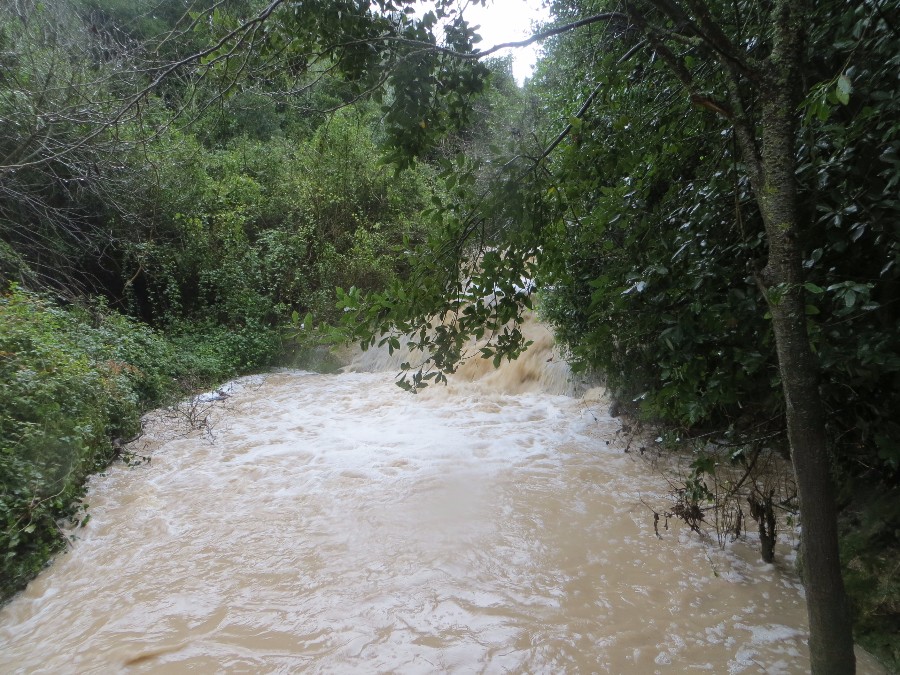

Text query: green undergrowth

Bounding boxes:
[839,477,900,672]
[0,285,277,602]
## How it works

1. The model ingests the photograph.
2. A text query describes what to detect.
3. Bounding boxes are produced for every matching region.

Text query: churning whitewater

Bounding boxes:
[0,323,883,673]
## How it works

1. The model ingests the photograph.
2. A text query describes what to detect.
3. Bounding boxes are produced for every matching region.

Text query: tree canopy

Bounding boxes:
[1,0,898,670]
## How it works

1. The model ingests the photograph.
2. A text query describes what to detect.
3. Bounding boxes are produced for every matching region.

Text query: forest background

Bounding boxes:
[0,0,897,671]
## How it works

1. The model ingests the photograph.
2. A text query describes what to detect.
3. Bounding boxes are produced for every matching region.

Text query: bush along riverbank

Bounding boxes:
[0,285,280,602]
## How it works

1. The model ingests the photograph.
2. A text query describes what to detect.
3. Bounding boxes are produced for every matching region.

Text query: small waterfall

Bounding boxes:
[347,313,577,396]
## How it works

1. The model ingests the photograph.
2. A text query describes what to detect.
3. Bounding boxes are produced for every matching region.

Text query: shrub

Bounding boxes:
[0,286,277,601]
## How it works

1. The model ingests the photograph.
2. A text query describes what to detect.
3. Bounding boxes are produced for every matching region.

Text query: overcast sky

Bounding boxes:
[430,0,552,84]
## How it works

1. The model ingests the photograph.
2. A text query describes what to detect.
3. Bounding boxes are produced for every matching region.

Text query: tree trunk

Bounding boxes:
[750,2,855,671]
[763,224,855,674]
[748,491,777,564]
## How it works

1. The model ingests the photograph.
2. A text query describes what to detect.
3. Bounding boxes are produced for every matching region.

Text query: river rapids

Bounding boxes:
[0,320,885,673]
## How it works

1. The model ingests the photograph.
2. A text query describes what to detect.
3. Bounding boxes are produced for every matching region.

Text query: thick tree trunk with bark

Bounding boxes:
[761,203,855,675]
[747,2,855,672]
[620,2,858,667]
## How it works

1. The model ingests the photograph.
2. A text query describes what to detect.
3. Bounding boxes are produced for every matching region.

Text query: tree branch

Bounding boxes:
[673,0,761,81]
[0,0,288,173]
[464,12,632,58]
[533,39,648,165]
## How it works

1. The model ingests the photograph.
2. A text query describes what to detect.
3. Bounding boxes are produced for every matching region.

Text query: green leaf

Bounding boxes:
[836,75,852,105]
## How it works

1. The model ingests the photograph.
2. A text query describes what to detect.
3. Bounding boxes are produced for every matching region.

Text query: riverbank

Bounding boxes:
[0,287,280,602]
[1,366,890,672]
[2,289,897,671]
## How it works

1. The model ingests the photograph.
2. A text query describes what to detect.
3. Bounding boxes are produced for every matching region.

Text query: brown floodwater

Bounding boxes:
[0,322,885,673]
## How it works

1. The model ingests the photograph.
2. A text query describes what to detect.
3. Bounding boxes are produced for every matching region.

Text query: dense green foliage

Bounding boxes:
[1,0,897,667]
[333,0,899,666]
[527,0,900,469]
[121,110,433,330]
[0,0,438,599]
[0,286,235,600]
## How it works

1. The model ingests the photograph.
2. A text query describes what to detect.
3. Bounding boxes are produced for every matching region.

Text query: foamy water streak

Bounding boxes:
[0,339,884,673]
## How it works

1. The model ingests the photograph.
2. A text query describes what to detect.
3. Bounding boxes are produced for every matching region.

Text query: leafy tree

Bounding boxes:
[263,1,895,671]
[0,0,140,291]
[171,3,893,666]
[2,0,897,669]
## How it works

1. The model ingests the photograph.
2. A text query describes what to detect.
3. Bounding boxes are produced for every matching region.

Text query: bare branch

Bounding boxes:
[0,0,288,173]
[396,12,632,59]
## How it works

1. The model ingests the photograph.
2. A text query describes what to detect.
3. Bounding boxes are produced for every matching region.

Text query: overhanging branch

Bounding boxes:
[534,39,649,165]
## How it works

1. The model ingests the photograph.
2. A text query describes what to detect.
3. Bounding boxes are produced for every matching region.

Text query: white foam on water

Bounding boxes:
[0,343,888,673]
